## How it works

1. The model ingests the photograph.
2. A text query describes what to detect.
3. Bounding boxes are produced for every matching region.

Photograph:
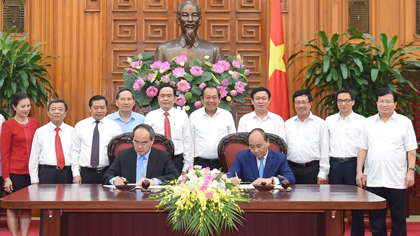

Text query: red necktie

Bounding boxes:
[164,112,171,139]
[55,127,65,169]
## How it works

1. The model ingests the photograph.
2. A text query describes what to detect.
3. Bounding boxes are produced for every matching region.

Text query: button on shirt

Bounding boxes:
[28,122,74,183]
[145,107,193,172]
[285,112,330,179]
[326,111,366,157]
[358,112,417,189]
[106,111,145,133]
[189,107,236,159]
[71,117,122,176]
[237,111,286,142]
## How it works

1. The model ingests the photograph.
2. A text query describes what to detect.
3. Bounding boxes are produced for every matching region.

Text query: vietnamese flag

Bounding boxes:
[268,0,290,120]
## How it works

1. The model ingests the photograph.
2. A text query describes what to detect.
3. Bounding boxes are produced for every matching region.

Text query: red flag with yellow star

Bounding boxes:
[268,0,290,119]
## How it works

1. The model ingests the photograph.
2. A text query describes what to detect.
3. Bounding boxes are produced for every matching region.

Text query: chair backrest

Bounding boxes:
[218,132,287,172]
[107,132,175,165]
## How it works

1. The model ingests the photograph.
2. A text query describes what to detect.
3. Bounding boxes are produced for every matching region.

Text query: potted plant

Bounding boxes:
[0,27,57,119]
[288,28,420,119]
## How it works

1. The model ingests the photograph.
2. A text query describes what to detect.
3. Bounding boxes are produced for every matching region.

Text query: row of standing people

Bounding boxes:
[0,84,417,236]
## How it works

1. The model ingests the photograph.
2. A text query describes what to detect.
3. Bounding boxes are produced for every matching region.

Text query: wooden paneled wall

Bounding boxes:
[2,0,419,126]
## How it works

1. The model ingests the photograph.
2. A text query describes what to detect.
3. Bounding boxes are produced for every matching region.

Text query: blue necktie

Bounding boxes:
[136,155,145,182]
[258,158,264,178]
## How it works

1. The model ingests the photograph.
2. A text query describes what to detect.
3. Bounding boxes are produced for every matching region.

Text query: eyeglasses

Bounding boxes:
[133,140,150,147]
[294,101,310,105]
[337,99,352,104]
[377,100,394,105]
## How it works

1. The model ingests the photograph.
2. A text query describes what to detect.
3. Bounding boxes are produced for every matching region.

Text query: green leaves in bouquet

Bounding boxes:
[0,26,57,118]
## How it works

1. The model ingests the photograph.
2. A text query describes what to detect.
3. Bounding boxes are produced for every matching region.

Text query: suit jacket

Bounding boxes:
[227,149,296,184]
[102,147,179,184]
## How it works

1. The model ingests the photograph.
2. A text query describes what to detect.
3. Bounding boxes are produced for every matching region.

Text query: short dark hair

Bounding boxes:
[200,85,220,99]
[292,89,313,103]
[89,95,108,108]
[177,0,201,15]
[248,128,268,142]
[335,88,356,101]
[12,92,30,107]
[157,84,176,97]
[376,88,398,102]
[48,99,68,111]
[250,87,271,100]
[116,88,134,100]
[133,124,155,141]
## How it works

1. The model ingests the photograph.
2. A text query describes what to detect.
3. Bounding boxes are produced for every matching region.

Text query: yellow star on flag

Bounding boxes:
[268,39,286,78]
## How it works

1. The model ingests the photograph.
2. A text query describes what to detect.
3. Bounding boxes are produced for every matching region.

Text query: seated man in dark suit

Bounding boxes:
[103,124,179,186]
[227,128,295,185]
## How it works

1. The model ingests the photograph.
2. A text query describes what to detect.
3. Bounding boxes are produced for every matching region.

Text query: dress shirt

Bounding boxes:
[0,114,5,176]
[189,107,236,159]
[28,122,74,183]
[71,117,122,176]
[254,151,280,184]
[285,112,329,179]
[326,111,366,157]
[106,111,145,133]
[145,107,193,172]
[358,112,417,189]
[237,111,286,142]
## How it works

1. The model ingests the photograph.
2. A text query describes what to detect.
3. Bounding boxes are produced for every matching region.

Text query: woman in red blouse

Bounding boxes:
[1,92,40,236]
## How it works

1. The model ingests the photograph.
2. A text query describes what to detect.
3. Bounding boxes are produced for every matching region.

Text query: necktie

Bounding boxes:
[136,156,146,182]
[258,158,264,178]
[164,111,171,139]
[90,120,100,168]
[54,127,65,169]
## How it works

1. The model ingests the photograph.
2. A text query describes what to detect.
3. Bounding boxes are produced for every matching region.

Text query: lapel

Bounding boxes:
[246,150,259,179]
[128,148,137,182]
[146,148,158,178]
[263,150,275,177]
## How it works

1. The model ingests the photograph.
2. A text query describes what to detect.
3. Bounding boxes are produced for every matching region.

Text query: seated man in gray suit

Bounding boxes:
[103,124,179,185]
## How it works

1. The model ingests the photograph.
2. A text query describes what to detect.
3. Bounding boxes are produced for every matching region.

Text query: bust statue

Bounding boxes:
[154,1,223,65]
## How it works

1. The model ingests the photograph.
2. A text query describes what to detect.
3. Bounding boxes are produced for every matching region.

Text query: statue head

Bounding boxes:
[176,1,201,45]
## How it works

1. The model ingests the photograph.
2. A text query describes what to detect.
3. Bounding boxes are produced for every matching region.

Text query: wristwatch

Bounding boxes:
[271,177,275,184]
[408,167,416,172]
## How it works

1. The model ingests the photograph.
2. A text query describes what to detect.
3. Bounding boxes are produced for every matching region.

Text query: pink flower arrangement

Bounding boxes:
[161,75,170,83]
[190,66,204,76]
[175,55,188,66]
[222,79,228,86]
[133,78,145,91]
[130,60,142,68]
[177,80,191,92]
[147,73,154,81]
[217,86,228,98]
[146,86,158,97]
[199,83,206,90]
[235,81,247,94]
[173,67,186,78]
[232,72,240,79]
[206,191,213,199]
[127,68,134,75]
[217,60,231,71]
[211,63,225,74]
[230,90,238,97]
[194,101,202,108]
[175,94,186,106]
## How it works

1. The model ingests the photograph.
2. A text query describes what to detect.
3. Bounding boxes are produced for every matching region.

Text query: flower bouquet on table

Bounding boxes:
[122,52,250,115]
[149,166,251,236]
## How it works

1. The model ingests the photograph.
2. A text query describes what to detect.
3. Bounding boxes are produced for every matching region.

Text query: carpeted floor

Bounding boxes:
[0,220,419,235]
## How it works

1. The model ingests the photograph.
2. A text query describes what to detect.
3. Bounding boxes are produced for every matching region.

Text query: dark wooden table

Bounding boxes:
[1,184,385,236]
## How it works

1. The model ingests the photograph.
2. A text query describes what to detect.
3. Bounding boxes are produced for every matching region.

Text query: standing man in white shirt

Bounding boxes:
[106,88,145,133]
[285,89,329,184]
[145,84,192,174]
[326,88,365,236]
[72,95,122,184]
[190,85,236,169]
[29,99,75,184]
[356,88,417,236]
[237,87,286,141]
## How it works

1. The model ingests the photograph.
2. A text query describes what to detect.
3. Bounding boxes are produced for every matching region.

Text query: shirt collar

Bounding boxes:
[48,121,65,131]
[180,35,199,48]
[336,111,355,121]
[256,149,269,161]
[116,111,134,121]
[137,148,152,161]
